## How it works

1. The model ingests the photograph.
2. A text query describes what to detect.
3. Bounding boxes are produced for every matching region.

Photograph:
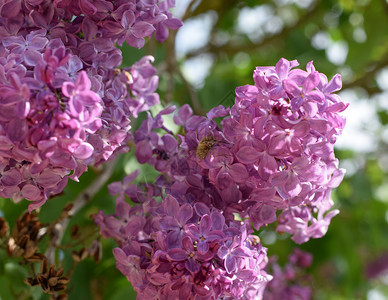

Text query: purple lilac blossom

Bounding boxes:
[0,1,182,211]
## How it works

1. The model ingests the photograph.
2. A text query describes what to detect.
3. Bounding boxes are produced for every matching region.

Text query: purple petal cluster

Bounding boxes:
[95,176,272,299]
[263,248,313,300]
[0,1,181,210]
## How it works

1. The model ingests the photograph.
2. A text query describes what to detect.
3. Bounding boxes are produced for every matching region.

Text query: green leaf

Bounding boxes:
[377,110,388,125]
[4,262,29,293]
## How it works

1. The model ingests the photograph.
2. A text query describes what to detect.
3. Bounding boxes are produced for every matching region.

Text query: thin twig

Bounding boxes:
[56,228,99,250]
[66,260,79,279]
[342,54,388,94]
[68,160,116,215]
[45,159,117,264]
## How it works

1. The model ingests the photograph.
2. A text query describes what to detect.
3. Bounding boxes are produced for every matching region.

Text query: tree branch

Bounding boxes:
[342,54,388,95]
[182,0,199,21]
[184,3,321,60]
[45,159,117,264]
[164,1,205,115]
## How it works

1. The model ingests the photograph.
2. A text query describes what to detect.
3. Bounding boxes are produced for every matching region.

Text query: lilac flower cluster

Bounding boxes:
[230,58,347,243]
[263,248,313,300]
[96,59,347,298]
[134,58,347,244]
[95,172,272,299]
[0,1,181,211]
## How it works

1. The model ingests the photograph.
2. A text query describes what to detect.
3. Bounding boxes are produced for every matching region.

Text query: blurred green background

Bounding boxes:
[1,0,388,299]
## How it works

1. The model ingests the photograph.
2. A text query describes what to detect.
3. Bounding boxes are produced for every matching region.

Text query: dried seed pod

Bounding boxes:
[56,268,64,277]
[17,235,29,248]
[24,239,37,258]
[48,265,56,278]
[48,277,59,286]
[9,234,37,258]
[57,277,70,285]
[70,225,80,239]
[63,203,74,212]
[0,217,9,238]
[71,248,88,262]
[53,284,67,292]
[50,294,68,300]
[25,277,39,287]
[60,203,74,219]
[37,274,49,291]
[88,240,102,263]
[40,258,49,274]
[26,252,46,262]
[10,211,42,259]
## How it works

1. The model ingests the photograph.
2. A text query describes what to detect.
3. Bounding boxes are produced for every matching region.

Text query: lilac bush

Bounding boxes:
[0,2,348,298]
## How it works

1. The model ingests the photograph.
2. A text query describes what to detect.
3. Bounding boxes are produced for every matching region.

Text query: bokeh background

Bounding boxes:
[1,0,388,299]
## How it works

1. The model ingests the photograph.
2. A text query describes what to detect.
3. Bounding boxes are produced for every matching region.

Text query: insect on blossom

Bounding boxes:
[196,135,230,159]
[196,136,217,159]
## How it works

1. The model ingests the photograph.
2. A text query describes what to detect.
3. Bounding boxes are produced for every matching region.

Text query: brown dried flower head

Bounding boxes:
[8,211,43,259]
[25,258,70,295]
